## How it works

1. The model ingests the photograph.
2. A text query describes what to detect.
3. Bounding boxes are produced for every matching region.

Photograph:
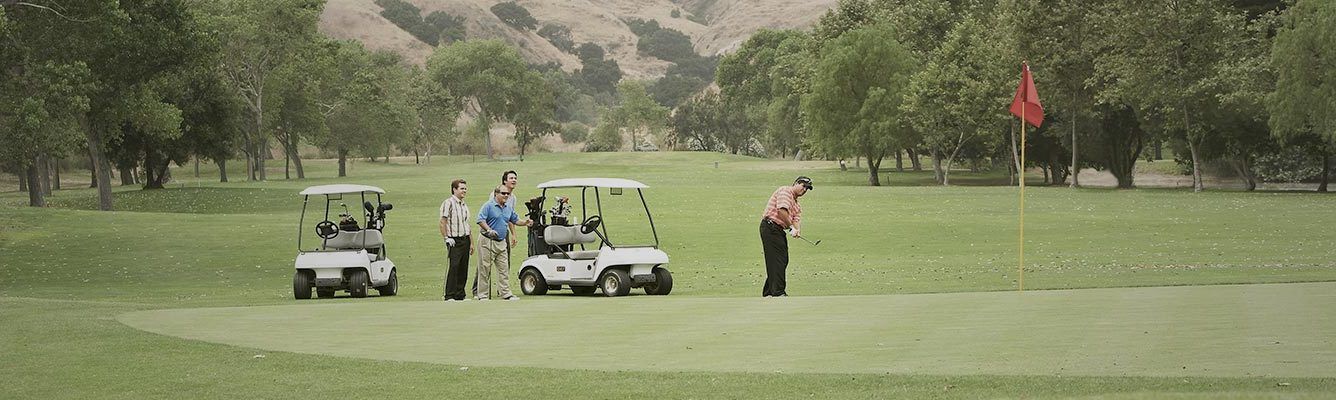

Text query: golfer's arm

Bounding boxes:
[776,208,792,229]
[440,217,450,238]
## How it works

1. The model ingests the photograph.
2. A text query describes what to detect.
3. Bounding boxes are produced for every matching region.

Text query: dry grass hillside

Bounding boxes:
[319,0,836,78]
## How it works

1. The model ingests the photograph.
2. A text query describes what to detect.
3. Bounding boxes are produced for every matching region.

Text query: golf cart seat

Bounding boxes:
[323,229,384,250]
[544,225,599,260]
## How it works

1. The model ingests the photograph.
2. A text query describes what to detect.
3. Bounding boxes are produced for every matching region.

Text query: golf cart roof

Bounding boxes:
[537,178,648,189]
[299,184,385,196]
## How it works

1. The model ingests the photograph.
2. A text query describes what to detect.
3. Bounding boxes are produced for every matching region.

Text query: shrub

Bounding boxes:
[538,23,575,53]
[491,1,537,31]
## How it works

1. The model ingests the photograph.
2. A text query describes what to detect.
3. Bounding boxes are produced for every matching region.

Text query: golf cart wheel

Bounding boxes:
[316,288,336,298]
[376,269,398,297]
[570,286,596,296]
[643,267,673,295]
[520,268,548,295]
[600,269,631,297]
[348,270,369,298]
[293,270,314,300]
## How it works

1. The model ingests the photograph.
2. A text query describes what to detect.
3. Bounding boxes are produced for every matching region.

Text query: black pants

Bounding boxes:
[760,219,788,297]
[444,236,471,300]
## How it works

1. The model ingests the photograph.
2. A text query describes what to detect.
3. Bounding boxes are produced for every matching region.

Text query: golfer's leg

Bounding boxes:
[776,238,789,296]
[443,243,454,300]
[761,222,782,296]
[453,237,471,300]
[497,245,514,298]
[476,242,493,300]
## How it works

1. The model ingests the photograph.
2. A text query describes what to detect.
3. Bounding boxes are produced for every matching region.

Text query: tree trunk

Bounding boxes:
[931,150,945,185]
[143,161,159,189]
[19,168,28,192]
[908,148,922,171]
[1154,140,1163,160]
[87,149,97,188]
[291,147,305,179]
[37,155,51,196]
[1070,114,1080,188]
[87,127,114,211]
[1229,159,1250,192]
[867,154,882,186]
[895,150,903,172]
[257,135,268,181]
[414,149,420,165]
[1010,122,1022,185]
[194,157,200,178]
[1041,165,1050,185]
[1188,139,1203,192]
[1319,152,1329,192]
[218,158,229,183]
[26,162,45,207]
[284,135,291,180]
[49,157,61,191]
[338,149,348,177]
[119,167,135,186]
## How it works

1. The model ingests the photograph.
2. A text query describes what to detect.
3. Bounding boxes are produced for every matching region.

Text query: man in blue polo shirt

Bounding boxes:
[475,185,533,301]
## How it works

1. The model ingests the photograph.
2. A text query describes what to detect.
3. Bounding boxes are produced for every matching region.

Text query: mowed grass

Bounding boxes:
[2,152,1334,398]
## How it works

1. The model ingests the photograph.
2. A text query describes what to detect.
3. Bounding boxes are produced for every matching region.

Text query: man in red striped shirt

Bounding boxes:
[759,176,812,297]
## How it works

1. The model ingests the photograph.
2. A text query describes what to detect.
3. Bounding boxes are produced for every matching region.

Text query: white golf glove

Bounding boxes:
[788,228,800,238]
[445,237,456,247]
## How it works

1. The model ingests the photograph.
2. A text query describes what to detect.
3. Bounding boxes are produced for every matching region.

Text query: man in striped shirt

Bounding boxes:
[440,179,473,301]
[759,176,813,297]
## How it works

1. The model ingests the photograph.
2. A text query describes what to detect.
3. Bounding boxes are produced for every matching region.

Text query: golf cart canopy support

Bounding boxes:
[299,184,385,196]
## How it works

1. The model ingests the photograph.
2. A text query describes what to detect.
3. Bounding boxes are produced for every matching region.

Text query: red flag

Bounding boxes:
[1009,62,1044,128]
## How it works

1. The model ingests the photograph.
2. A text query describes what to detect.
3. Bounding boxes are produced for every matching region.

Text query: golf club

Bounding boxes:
[798,236,821,246]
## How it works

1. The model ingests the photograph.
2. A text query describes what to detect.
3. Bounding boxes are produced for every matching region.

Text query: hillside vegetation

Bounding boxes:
[318,0,837,78]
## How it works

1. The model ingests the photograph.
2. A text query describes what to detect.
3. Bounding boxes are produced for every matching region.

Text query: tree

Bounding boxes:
[490,2,536,31]
[538,23,575,53]
[0,60,91,206]
[608,81,670,151]
[407,66,460,164]
[1268,0,1336,186]
[1094,0,1237,192]
[904,15,1012,186]
[510,73,559,159]
[804,24,917,186]
[427,40,535,159]
[425,11,467,45]
[717,29,807,156]
[205,0,324,182]
[575,43,623,98]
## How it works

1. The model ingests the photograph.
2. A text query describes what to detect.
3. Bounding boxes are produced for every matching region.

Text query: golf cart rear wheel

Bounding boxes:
[376,269,398,297]
[520,269,548,295]
[570,286,596,296]
[293,270,313,300]
[600,269,631,297]
[348,270,369,298]
[643,267,673,295]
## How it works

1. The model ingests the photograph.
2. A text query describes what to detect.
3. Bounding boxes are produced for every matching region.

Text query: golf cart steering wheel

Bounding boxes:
[315,220,339,239]
[580,215,603,234]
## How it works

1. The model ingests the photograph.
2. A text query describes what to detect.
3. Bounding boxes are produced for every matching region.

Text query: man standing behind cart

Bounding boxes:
[476,185,533,301]
[759,176,812,297]
[440,179,473,301]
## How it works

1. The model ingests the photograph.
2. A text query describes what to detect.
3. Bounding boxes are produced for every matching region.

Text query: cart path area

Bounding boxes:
[118,282,1336,377]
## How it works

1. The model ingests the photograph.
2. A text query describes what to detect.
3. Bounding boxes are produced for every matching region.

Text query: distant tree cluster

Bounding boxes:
[538,23,575,53]
[696,0,1330,191]
[490,1,537,31]
[375,0,465,46]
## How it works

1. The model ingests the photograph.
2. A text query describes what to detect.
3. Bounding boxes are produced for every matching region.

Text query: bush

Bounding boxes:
[491,1,537,31]
[1254,145,1327,182]
[638,28,695,62]
[561,122,590,143]
[666,55,718,81]
[625,18,661,37]
[583,120,623,152]
[425,11,467,44]
[671,9,681,18]
[538,24,575,53]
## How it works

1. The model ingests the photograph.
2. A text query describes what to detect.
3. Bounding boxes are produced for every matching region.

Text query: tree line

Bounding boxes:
[688,0,1333,190]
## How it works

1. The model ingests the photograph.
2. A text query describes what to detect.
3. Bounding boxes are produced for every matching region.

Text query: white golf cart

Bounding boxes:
[292,184,398,299]
[517,178,672,297]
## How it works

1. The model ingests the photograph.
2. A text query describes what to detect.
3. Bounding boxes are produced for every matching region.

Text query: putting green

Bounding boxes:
[119,282,1336,377]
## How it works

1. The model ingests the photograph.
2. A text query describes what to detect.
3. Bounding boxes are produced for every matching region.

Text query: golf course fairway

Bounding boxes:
[120,282,1335,377]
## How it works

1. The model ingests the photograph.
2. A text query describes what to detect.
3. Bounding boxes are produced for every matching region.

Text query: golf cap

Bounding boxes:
[795,176,813,190]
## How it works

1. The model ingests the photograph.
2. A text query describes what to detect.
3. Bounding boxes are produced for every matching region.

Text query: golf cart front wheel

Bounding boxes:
[293,270,313,300]
[348,270,369,298]
[600,269,631,297]
[643,267,673,295]
[376,269,398,297]
[520,269,548,295]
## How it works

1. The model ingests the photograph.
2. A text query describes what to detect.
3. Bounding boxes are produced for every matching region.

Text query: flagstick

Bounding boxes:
[1019,106,1026,292]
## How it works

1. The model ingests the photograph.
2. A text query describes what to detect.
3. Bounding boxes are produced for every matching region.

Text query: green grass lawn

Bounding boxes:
[2,152,1334,399]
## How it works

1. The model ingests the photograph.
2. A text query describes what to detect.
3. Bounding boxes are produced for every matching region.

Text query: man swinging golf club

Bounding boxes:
[759,176,813,297]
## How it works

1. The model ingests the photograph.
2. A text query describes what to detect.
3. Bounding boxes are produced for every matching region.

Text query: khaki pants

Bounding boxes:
[475,238,513,299]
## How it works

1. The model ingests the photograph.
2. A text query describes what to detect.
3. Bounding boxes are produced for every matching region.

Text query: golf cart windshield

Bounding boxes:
[536,178,659,249]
